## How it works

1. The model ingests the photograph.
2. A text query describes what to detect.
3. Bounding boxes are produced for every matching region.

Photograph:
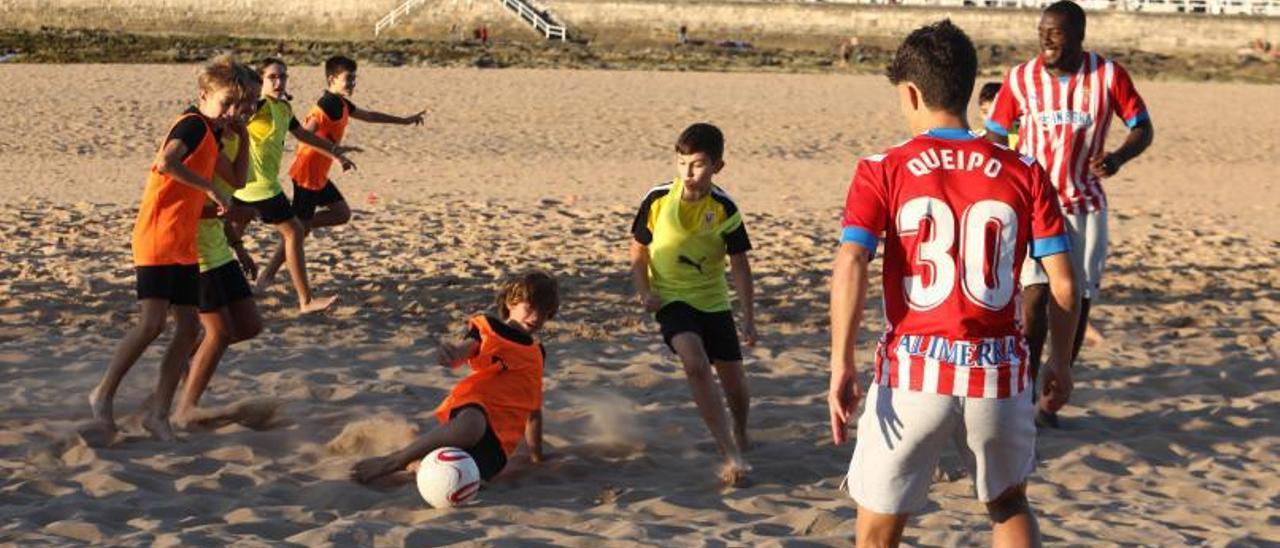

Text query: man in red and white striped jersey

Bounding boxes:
[985,0,1154,427]
[829,20,1080,543]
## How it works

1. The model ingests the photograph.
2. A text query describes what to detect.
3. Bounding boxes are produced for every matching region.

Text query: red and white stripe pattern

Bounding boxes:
[871,331,1031,399]
[993,53,1138,215]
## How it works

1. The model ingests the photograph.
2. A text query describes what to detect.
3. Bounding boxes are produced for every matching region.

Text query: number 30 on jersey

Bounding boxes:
[897,197,1017,311]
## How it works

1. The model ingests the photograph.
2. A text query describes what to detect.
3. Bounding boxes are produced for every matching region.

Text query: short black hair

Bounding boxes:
[1044,1,1087,39]
[325,55,358,78]
[255,57,285,75]
[979,82,1002,104]
[675,123,724,162]
[886,19,978,115]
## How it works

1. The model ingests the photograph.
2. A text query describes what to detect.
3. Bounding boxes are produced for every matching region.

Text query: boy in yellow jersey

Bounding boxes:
[173,64,266,427]
[88,56,238,443]
[230,58,357,314]
[629,123,757,487]
[255,55,425,287]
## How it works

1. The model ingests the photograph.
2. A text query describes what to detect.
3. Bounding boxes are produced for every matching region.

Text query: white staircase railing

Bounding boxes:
[374,0,569,39]
[499,0,568,41]
[375,0,428,36]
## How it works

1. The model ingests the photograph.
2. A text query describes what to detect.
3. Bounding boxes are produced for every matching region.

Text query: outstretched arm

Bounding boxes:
[289,126,359,171]
[828,242,870,445]
[437,337,480,368]
[351,106,425,126]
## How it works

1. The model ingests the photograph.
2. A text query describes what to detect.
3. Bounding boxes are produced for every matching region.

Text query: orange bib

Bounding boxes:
[288,99,349,190]
[131,113,217,266]
[435,315,544,456]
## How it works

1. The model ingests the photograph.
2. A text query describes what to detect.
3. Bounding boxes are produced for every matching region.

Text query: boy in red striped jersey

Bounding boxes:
[829,20,1080,544]
[985,0,1154,427]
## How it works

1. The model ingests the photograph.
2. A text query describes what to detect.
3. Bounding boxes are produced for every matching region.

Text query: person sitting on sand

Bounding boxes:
[170,62,267,429]
[88,55,239,442]
[629,123,757,487]
[351,271,559,484]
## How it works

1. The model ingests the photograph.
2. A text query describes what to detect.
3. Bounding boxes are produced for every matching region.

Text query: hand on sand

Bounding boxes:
[299,295,338,315]
[405,110,427,126]
[351,455,402,484]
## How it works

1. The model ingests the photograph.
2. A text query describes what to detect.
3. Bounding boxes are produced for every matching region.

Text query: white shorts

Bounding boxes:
[1019,208,1109,300]
[845,384,1036,514]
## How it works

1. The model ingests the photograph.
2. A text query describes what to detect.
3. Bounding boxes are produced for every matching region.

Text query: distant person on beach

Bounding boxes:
[351,271,559,484]
[829,20,1078,543]
[629,123,756,487]
[678,25,688,46]
[253,56,425,293]
[88,56,240,442]
[229,58,356,315]
[985,0,1154,427]
[172,63,266,428]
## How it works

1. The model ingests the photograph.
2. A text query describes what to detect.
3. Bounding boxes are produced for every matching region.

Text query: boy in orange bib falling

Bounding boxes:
[352,271,559,484]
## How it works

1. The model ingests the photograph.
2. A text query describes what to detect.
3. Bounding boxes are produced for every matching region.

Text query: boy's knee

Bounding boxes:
[334,202,352,224]
[138,317,167,340]
[681,357,712,381]
[279,219,304,239]
[986,485,1031,523]
[451,408,489,445]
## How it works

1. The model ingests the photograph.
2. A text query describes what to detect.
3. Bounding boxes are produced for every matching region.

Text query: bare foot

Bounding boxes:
[1084,322,1106,346]
[720,456,752,488]
[77,419,118,448]
[299,295,338,315]
[88,385,114,425]
[142,413,177,442]
[351,455,402,484]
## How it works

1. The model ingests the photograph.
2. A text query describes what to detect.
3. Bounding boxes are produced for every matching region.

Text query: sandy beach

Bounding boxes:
[0,65,1277,544]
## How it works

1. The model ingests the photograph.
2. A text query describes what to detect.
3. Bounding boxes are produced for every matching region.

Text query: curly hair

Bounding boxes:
[496,270,560,320]
[885,19,978,116]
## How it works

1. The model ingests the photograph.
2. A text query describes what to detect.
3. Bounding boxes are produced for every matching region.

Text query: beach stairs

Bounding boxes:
[375,0,568,41]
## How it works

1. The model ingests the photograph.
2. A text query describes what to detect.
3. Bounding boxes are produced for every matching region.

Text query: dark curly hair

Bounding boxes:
[885,19,978,116]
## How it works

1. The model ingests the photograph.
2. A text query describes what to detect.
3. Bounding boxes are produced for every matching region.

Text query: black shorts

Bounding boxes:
[656,301,743,362]
[450,404,508,481]
[136,264,200,306]
[198,261,253,313]
[291,180,345,221]
[234,193,295,224]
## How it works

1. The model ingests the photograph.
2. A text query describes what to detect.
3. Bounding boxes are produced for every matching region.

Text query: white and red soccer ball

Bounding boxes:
[415,447,480,508]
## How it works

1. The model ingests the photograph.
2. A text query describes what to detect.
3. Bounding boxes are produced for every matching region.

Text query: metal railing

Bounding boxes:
[819,0,1280,15]
[499,0,569,41]
[375,0,569,39]
[375,0,428,37]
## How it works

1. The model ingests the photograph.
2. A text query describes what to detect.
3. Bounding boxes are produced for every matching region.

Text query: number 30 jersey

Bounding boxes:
[841,128,1070,399]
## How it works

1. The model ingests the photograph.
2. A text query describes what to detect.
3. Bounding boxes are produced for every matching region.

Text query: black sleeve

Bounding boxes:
[724,223,752,255]
[318,94,346,121]
[631,193,658,245]
[166,116,208,161]
[289,116,301,131]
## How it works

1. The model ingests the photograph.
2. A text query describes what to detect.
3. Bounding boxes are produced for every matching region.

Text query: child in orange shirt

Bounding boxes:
[351,271,559,484]
[88,56,241,442]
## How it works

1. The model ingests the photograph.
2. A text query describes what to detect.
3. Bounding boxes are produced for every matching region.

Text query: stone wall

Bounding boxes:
[1,0,1273,52]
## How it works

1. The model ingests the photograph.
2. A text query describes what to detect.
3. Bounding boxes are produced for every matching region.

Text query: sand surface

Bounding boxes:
[0,65,1277,545]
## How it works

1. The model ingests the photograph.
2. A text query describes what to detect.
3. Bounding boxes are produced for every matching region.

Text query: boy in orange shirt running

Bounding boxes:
[88,56,241,442]
[352,271,558,485]
[255,55,425,287]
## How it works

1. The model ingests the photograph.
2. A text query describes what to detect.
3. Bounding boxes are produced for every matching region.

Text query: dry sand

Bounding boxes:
[0,65,1277,545]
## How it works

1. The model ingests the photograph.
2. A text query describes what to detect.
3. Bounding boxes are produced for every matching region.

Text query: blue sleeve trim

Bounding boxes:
[984,119,1010,137]
[1124,111,1150,128]
[1031,234,1071,258]
[840,226,879,251]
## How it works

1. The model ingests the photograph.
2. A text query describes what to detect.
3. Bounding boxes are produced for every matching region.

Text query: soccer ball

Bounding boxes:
[415,447,481,508]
